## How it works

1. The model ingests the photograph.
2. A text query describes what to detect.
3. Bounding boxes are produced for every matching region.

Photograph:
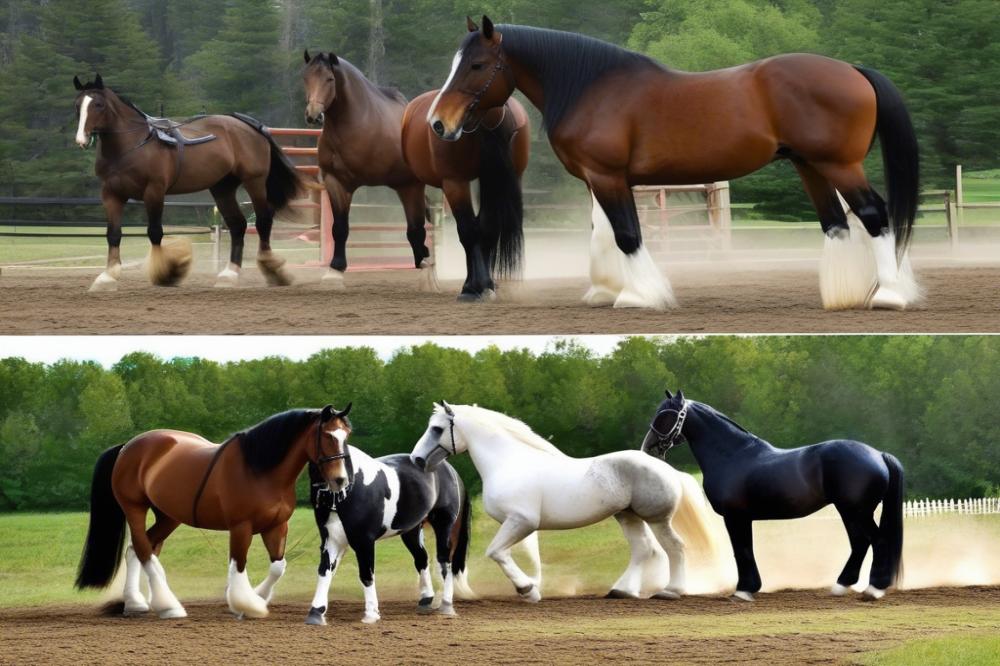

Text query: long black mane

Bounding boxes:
[490,25,660,131]
[236,409,320,474]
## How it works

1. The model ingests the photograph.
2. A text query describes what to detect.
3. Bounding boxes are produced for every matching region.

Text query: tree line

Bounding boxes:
[2,0,998,219]
[1,335,997,511]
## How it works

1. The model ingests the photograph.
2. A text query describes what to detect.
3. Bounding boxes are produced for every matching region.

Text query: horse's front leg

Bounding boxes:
[723,514,760,601]
[443,179,494,302]
[144,188,191,287]
[226,523,268,619]
[306,518,348,625]
[89,189,126,292]
[485,515,541,601]
[321,175,353,289]
[254,522,288,605]
[354,538,381,623]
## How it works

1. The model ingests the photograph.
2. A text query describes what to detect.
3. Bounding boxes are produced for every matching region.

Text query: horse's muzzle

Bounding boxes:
[305,112,324,126]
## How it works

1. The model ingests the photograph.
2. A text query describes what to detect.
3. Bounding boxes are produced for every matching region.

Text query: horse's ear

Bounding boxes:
[676,389,685,402]
[664,388,673,399]
[327,52,339,66]
[320,404,335,422]
[73,75,84,91]
[94,73,104,89]
[304,49,311,64]
[336,402,352,418]
[466,15,479,32]
[441,400,455,417]
[482,15,494,39]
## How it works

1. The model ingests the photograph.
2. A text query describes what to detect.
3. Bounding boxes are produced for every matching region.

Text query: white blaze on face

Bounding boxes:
[427,50,464,122]
[329,428,348,447]
[76,95,93,147]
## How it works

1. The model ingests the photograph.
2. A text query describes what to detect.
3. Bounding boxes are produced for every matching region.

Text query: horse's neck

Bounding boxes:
[685,405,766,469]
[99,96,148,156]
[460,418,540,480]
[328,63,387,126]
[267,429,314,488]
[506,54,546,119]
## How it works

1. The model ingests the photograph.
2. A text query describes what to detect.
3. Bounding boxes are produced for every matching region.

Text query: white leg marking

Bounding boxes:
[862,585,886,601]
[123,546,149,614]
[869,232,909,310]
[830,583,850,596]
[361,582,381,623]
[732,590,755,602]
[253,558,286,604]
[226,559,268,619]
[418,567,434,600]
[614,246,676,310]
[322,267,346,290]
[75,96,92,147]
[583,192,625,306]
[214,262,241,288]
[142,555,186,619]
[819,227,877,310]
[438,563,456,616]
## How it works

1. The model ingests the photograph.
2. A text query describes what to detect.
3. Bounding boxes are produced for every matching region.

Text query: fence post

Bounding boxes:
[944,190,957,248]
[955,164,965,232]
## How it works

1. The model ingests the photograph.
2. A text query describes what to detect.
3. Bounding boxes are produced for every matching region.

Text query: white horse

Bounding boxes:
[410,402,718,600]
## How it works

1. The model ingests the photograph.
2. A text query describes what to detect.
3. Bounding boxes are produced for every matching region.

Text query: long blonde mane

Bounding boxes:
[441,404,566,457]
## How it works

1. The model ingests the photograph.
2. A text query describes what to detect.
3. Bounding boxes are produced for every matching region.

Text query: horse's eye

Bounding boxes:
[431,426,444,436]
[470,63,485,71]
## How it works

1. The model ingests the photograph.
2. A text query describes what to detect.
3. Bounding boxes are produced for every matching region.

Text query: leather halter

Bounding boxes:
[459,41,511,133]
[316,419,351,468]
[433,415,459,460]
[647,401,690,455]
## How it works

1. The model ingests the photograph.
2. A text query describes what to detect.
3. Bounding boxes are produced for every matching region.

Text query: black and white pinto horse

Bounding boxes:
[305,445,472,624]
[641,390,904,602]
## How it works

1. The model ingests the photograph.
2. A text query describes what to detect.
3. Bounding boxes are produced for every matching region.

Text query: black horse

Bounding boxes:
[304,444,472,625]
[641,390,904,601]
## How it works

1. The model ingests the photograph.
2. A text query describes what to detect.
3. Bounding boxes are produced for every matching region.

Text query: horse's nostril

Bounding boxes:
[333,476,347,487]
[414,456,426,469]
[432,120,445,137]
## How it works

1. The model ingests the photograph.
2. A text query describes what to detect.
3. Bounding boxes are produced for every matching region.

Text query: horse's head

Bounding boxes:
[302,50,340,125]
[641,388,689,459]
[427,16,513,141]
[312,402,354,493]
[410,401,463,471]
[73,74,113,148]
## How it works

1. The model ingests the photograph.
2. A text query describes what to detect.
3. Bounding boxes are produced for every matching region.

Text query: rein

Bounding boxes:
[459,41,512,133]
[190,437,234,528]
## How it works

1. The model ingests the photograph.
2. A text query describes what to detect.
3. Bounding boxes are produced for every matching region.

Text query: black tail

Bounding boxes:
[451,484,473,577]
[879,452,905,587]
[477,126,523,279]
[855,66,920,256]
[264,132,311,213]
[75,444,127,589]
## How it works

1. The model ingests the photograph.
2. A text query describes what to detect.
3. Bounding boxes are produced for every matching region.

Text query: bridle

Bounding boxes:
[647,401,689,456]
[433,414,459,459]
[316,419,351,468]
[458,41,512,133]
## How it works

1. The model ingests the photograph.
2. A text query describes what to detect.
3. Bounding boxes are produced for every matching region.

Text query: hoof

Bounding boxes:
[305,607,327,626]
[361,612,381,624]
[830,583,851,597]
[89,271,120,292]
[583,285,618,307]
[605,589,640,600]
[517,583,541,603]
[157,606,187,619]
[652,589,681,600]
[862,586,886,601]
[457,291,484,302]
[214,265,240,288]
[438,602,456,617]
[731,591,755,602]
[614,289,668,310]
[322,269,346,291]
[869,286,907,310]
[416,597,435,614]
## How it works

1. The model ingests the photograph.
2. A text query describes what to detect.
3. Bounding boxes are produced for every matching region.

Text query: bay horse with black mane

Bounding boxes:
[402,90,530,300]
[641,390,904,602]
[302,51,436,291]
[430,17,920,311]
[75,404,353,620]
[73,74,312,291]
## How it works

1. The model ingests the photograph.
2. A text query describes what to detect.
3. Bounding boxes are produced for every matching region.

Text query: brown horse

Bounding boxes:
[429,18,921,311]
[302,51,435,291]
[75,404,353,620]
[73,74,313,292]
[402,90,530,300]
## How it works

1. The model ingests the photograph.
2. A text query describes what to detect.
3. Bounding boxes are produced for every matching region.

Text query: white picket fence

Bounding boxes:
[903,497,1000,518]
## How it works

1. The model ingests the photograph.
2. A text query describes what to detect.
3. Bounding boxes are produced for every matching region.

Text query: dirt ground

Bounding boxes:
[1,587,996,665]
[1,260,999,334]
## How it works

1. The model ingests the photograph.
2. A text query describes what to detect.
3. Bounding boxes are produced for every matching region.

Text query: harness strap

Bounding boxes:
[191,437,234,528]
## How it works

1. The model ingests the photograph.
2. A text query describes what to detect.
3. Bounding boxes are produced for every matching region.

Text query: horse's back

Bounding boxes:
[112,430,217,506]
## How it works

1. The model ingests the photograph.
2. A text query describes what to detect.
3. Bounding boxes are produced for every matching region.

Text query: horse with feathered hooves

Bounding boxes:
[72,74,315,292]
[75,404,353,620]
[410,402,719,601]
[304,446,474,625]
[429,17,922,311]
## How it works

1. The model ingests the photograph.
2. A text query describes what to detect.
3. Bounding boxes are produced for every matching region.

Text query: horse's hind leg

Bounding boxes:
[814,162,920,309]
[122,501,186,618]
[484,515,540,601]
[306,517,347,626]
[353,538,382,623]
[588,177,675,310]
[254,522,288,605]
[795,162,876,310]
[401,526,436,613]
[90,189,126,292]
[244,176,292,286]
[646,518,687,599]
[609,511,664,598]
[397,184,438,292]
[831,507,872,596]
[143,188,192,287]
[515,531,542,589]
[210,180,247,287]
